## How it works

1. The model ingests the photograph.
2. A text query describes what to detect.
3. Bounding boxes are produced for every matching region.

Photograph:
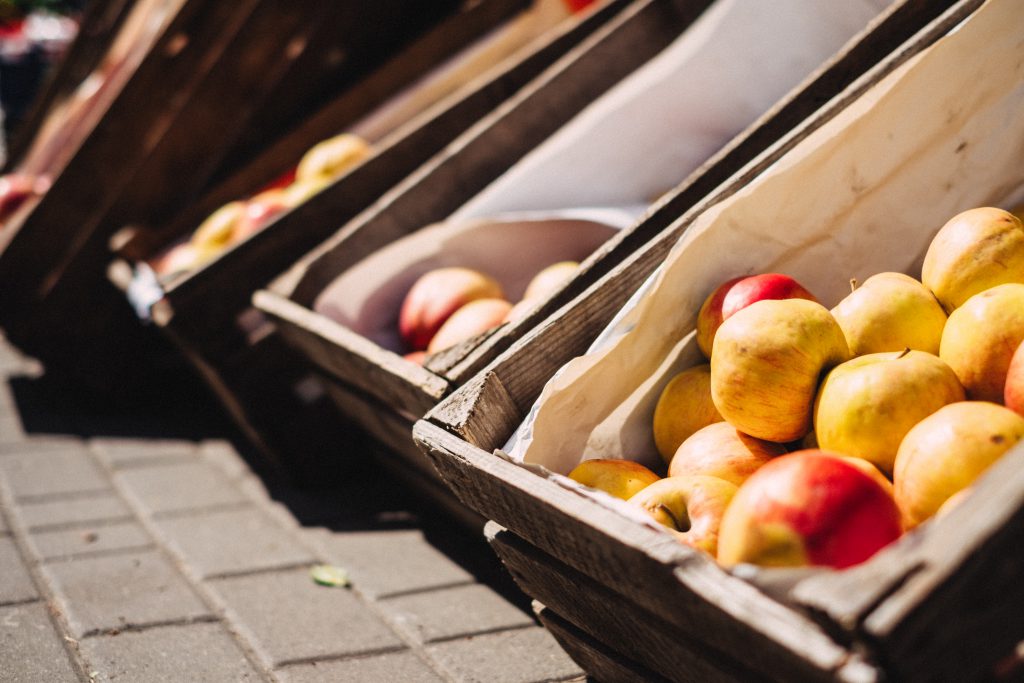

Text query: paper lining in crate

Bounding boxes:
[414,0,1024,678]
[256,0,894,465]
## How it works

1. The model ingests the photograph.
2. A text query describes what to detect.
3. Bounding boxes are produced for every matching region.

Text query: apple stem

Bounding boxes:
[849,278,859,293]
[898,347,911,359]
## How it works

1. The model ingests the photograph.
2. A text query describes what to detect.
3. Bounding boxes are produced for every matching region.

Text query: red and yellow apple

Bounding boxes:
[150,241,200,278]
[667,421,784,486]
[921,207,1024,312]
[296,133,372,183]
[426,297,512,354]
[399,267,504,351]
[652,364,723,464]
[717,450,902,568]
[192,200,246,252]
[696,273,817,358]
[813,350,965,475]
[711,298,850,443]
[568,458,660,500]
[830,273,947,356]
[939,283,1024,402]
[1005,340,1024,415]
[894,401,1024,528]
[627,475,737,555]
[231,188,290,242]
[523,261,579,301]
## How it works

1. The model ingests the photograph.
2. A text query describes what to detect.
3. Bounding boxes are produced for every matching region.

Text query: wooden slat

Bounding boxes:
[533,602,676,683]
[413,420,855,678]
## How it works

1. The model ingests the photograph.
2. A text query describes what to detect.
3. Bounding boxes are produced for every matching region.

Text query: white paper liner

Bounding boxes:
[511,0,1024,475]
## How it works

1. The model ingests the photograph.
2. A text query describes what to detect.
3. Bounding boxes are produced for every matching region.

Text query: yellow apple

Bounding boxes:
[627,475,737,555]
[667,421,784,486]
[921,207,1024,312]
[813,350,965,475]
[191,200,246,251]
[296,133,372,183]
[711,299,850,443]
[894,401,1024,528]
[523,261,579,301]
[567,458,660,500]
[830,273,947,356]
[652,365,723,465]
[939,283,1024,402]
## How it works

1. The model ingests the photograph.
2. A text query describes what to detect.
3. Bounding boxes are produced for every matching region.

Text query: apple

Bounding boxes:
[921,207,1024,313]
[830,273,947,356]
[695,274,817,358]
[1005,340,1024,415]
[939,283,1024,402]
[192,201,246,251]
[711,298,850,443]
[717,450,902,568]
[667,421,785,486]
[283,175,331,207]
[568,458,660,500]
[502,298,536,325]
[813,350,965,475]
[231,189,290,242]
[399,267,504,351]
[523,261,579,301]
[296,133,372,183]
[627,475,737,555]
[652,364,723,465]
[0,174,38,223]
[426,298,512,354]
[150,241,200,278]
[894,401,1024,528]
[403,351,427,366]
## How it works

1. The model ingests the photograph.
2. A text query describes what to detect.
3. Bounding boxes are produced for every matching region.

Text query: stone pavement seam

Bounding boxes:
[371,578,478,601]
[76,614,221,639]
[272,644,411,669]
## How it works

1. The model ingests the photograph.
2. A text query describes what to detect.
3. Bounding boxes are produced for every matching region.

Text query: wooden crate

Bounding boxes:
[257,0,957,485]
[0,0,469,394]
[413,0,1024,679]
[103,0,622,467]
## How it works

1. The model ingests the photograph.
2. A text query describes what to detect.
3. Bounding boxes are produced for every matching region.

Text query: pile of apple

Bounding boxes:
[399,261,578,364]
[569,206,1024,570]
[150,133,372,279]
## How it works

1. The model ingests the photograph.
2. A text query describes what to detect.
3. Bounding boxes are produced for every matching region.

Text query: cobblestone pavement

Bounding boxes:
[0,334,585,683]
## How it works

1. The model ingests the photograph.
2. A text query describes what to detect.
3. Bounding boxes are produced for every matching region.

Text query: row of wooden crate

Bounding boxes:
[4,0,1023,680]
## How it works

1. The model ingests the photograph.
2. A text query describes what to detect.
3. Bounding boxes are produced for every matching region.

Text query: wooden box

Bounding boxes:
[103,0,624,471]
[413,0,1024,679]
[257,0,957,494]
[0,0,469,394]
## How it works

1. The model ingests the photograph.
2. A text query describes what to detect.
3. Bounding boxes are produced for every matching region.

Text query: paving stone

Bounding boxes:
[0,536,38,605]
[152,507,314,579]
[14,492,133,530]
[0,437,87,456]
[78,621,260,682]
[90,437,198,469]
[115,461,249,515]
[28,521,153,561]
[0,602,79,682]
[277,652,444,683]
[314,529,474,599]
[198,439,251,480]
[0,447,109,500]
[380,584,534,644]
[428,626,583,683]
[41,550,211,637]
[210,568,404,667]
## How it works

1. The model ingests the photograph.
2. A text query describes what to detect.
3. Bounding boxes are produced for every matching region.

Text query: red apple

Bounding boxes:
[667,421,785,486]
[696,274,818,358]
[717,450,902,568]
[231,189,290,242]
[1006,340,1024,415]
[426,298,512,354]
[0,174,37,223]
[399,268,504,351]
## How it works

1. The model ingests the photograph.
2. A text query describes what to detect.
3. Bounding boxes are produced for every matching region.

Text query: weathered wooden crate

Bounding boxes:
[0,0,469,394]
[413,0,1024,679]
[101,0,622,472]
[257,0,957,494]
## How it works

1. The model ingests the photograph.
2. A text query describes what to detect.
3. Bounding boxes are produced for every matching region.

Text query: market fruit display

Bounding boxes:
[893,401,1024,528]
[652,364,722,463]
[717,450,902,569]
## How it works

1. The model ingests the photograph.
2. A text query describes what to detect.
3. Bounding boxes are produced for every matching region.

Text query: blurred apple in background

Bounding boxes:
[813,350,964,475]
[652,364,723,464]
[894,401,1024,528]
[296,133,372,183]
[939,283,1024,402]
[231,188,290,242]
[150,240,200,278]
[399,267,504,351]
[523,260,579,300]
[192,200,245,253]
[0,173,47,224]
[1005,340,1024,415]
[667,421,784,485]
[830,272,947,355]
[426,297,512,354]
[717,450,902,568]
[627,475,737,555]
[568,458,660,500]
[922,207,1024,313]
[695,273,817,358]
[711,298,850,443]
